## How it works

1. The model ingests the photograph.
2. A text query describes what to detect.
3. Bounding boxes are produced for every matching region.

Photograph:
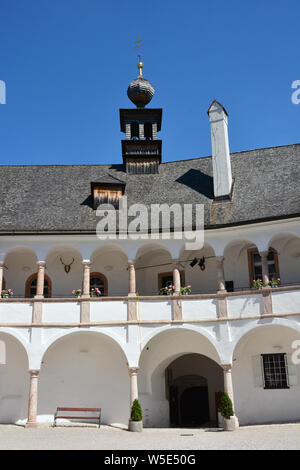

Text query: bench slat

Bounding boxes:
[55,416,99,420]
[57,408,100,412]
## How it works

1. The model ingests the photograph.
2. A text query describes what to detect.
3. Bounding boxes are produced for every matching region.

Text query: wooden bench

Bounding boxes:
[53,407,101,428]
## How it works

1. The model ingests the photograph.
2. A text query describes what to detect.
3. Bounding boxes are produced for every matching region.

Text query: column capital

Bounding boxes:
[82,260,91,267]
[128,260,135,267]
[259,251,269,258]
[36,261,46,268]
[128,366,139,376]
[221,364,232,372]
[0,261,5,268]
[216,256,225,264]
[29,369,40,377]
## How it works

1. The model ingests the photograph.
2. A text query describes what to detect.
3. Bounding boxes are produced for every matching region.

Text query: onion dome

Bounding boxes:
[127,62,155,108]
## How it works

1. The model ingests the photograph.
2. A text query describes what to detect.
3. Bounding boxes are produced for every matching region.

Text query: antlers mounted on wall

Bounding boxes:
[60,257,75,274]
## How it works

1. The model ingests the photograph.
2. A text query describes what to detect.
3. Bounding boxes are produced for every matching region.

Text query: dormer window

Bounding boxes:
[91,182,125,210]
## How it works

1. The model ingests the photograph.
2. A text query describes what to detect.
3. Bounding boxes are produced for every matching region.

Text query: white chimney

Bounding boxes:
[207,100,233,199]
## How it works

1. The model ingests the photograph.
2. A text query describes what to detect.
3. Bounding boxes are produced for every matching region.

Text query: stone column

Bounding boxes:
[0,262,4,294]
[216,257,226,292]
[26,370,40,428]
[128,367,139,407]
[172,261,181,295]
[222,364,235,406]
[35,261,46,298]
[82,260,91,298]
[260,251,269,287]
[128,261,136,297]
[221,364,239,428]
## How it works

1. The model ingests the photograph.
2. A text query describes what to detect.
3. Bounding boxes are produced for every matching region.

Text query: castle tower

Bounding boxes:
[120,60,162,174]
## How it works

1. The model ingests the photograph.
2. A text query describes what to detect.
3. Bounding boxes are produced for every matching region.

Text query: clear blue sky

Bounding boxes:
[0,0,299,166]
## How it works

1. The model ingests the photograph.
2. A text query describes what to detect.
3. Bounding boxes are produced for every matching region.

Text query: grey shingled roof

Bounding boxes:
[0,143,299,233]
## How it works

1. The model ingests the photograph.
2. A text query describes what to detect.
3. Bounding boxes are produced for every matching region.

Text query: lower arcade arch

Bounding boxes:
[166,354,223,427]
[138,328,223,427]
[232,324,300,425]
[38,331,130,426]
[0,333,29,424]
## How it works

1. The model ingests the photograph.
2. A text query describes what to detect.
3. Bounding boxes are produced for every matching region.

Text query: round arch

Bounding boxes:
[0,331,30,424]
[39,328,130,367]
[138,327,224,427]
[90,272,108,296]
[135,243,173,296]
[231,319,300,362]
[25,273,52,298]
[140,324,223,364]
[230,321,300,426]
[38,330,130,426]
[90,243,129,263]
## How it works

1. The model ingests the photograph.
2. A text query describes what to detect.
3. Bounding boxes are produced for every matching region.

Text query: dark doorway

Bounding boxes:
[180,386,209,426]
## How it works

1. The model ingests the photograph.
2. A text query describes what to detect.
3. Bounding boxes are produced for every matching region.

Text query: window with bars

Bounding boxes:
[262,354,289,390]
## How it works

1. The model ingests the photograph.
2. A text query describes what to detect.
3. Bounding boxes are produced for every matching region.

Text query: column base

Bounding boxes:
[128,293,137,297]
[81,294,90,299]
[25,421,39,428]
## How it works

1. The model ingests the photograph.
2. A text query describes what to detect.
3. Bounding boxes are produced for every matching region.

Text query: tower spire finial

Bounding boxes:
[134,34,144,76]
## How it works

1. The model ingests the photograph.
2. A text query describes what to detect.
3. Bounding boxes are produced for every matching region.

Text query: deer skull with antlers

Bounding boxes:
[60,257,75,274]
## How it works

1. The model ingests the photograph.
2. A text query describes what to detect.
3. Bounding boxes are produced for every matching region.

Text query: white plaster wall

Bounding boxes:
[183,247,217,294]
[38,332,130,426]
[233,326,300,425]
[272,290,300,314]
[0,333,29,424]
[91,252,128,297]
[136,251,173,296]
[43,303,81,323]
[227,294,263,318]
[275,239,300,286]
[139,301,172,321]
[0,303,33,324]
[90,302,128,322]
[182,299,218,320]
[46,255,82,298]
[4,251,37,297]
[224,246,251,291]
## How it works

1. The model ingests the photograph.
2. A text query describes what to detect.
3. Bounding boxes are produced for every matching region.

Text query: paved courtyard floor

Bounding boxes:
[0,423,300,450]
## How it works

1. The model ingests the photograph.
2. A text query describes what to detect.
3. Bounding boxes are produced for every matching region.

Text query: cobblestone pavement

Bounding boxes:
[0,423,300,450]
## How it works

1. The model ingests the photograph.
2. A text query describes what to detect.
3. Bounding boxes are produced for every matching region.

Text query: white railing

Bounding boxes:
[0,286,300,324]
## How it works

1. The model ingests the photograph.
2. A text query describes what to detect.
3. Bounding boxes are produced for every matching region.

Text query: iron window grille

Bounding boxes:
[261,353,289,390]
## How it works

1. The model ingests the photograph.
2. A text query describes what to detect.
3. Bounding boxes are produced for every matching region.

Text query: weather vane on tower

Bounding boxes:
[134,35,144,76]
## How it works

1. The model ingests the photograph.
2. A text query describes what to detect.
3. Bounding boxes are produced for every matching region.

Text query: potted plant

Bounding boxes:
[72,289,82,298]
[159,285,175,296]
[90,287,102,297]
[252,279,263,290]
[269,277,281,288]
[128,399,143,432]
[180,285,191,295]
[1,289,13,298]
[219,392,237,431]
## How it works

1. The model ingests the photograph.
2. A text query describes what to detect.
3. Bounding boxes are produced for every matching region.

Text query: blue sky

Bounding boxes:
[0,0,299,166]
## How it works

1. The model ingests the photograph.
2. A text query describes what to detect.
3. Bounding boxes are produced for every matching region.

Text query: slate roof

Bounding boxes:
[0,143,299,233]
